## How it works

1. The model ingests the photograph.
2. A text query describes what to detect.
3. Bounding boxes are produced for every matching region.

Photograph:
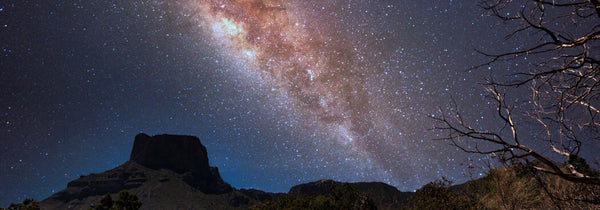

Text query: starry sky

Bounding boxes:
[1,0,526,206]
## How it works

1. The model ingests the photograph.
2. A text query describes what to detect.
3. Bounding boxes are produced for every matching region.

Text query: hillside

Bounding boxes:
[37,134,410,210]
[12,133,596,209]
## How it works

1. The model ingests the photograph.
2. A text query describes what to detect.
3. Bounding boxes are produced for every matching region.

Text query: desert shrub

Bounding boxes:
[538,171,600,209]
[1,199,40,210]
[407,177,480,210]
[250,183,376,210]
[88,190,142,210]
[477,168,541,209]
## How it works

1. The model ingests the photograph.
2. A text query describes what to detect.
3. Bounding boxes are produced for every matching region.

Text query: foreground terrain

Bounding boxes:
[4,134,599,209]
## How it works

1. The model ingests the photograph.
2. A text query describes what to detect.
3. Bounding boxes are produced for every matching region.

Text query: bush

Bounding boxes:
[1,199,40,210]
[250,183,376,210]
[407,177,479,210]
[88,190,142,210]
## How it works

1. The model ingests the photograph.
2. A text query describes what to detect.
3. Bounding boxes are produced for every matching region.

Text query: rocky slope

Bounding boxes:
[40,134,277,209]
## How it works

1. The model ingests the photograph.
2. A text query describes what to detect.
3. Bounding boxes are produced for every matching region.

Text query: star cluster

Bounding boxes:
[2,0,504,206]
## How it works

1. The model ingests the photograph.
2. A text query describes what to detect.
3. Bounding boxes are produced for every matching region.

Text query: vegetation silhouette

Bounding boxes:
[0,199,40,210]
[434,0,600,186]
[403,164,599,209]
[250,183,376,210]
[87,190,142,210]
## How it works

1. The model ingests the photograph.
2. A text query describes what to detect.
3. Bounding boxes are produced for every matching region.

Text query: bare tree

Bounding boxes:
[434,0,600,185]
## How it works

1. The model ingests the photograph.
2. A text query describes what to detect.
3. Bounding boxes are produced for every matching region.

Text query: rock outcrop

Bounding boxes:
[40,133,269,210]
[130,134,210,174]
[130,133,231,194]
[38,133,412,210]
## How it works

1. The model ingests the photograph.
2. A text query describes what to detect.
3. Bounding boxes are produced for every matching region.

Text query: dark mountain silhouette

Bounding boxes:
[39,133,410,209]
[290,179,412,209]
[129,133,232,194]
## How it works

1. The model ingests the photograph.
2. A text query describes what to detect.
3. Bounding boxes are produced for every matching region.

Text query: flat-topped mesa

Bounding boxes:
[130,133,211,175]
[39,133,412,209]
[130,133,231,194]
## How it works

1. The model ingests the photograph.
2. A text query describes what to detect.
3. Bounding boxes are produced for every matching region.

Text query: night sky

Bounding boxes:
[1,0,525,206]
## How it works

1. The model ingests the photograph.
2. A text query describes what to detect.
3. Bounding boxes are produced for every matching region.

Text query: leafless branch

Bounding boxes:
[437,0,600,186]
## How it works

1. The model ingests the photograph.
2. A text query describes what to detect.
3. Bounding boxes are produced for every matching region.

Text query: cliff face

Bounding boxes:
[129,133,231,194]
[130,134,210,175]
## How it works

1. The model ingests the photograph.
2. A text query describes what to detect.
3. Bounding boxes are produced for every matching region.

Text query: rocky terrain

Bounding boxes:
[38,134,409,209]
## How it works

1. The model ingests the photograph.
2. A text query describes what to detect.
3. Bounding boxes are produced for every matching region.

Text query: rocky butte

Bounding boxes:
[39,133,409,209]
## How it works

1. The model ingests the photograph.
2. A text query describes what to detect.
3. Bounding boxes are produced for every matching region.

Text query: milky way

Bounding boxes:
[2,0,504,205]
[180,0,411,180]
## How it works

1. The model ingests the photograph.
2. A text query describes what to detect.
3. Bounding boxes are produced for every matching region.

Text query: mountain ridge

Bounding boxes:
[38,133,410,209]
